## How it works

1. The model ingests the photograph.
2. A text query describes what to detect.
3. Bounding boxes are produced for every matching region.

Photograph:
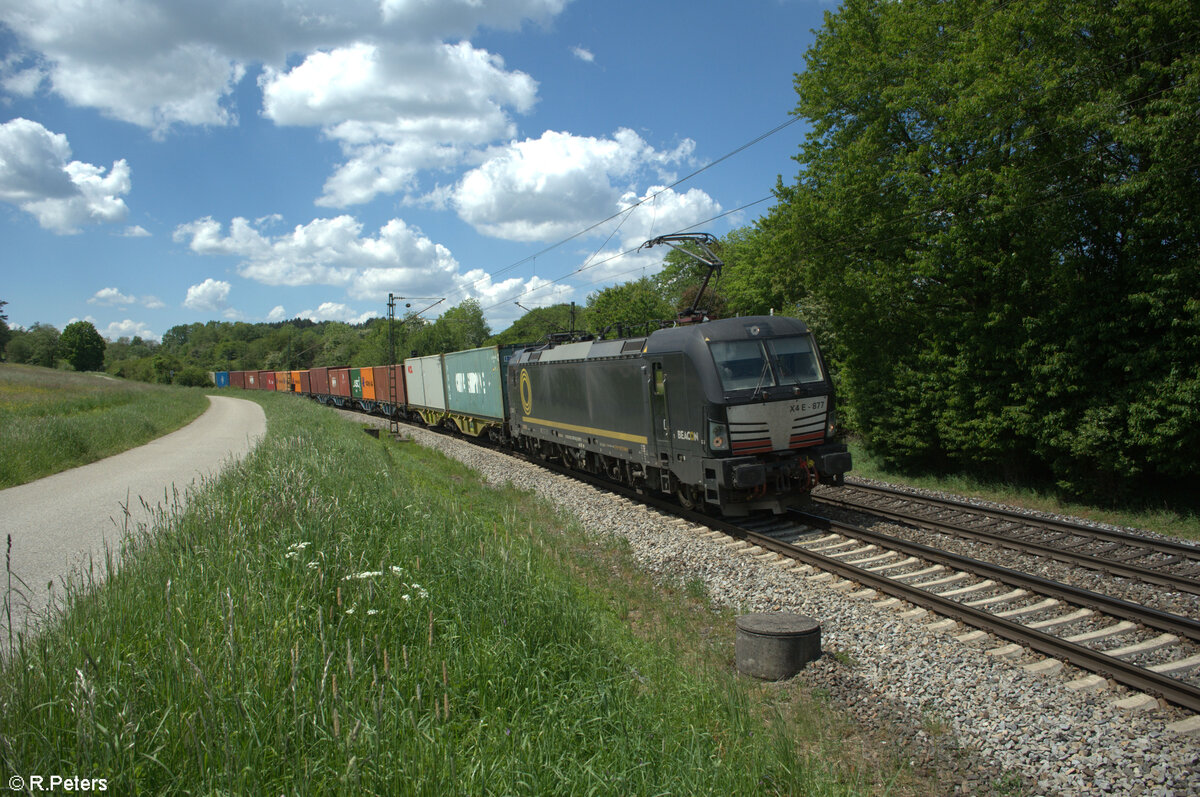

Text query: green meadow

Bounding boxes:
[0,364,209,488]
[0,393,936,795]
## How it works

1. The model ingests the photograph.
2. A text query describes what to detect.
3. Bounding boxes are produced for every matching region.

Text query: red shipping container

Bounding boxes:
[309,367,330,395]
[330,367,351,398]
[371,365,407,405]
[298,370,312,395]
[230,371,246,389]
[261,370,277,391]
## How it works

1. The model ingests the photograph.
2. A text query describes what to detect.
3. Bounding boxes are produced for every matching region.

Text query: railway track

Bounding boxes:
[728,510,1200,714]
[355,412,1200,715]
[817,481,1200,596]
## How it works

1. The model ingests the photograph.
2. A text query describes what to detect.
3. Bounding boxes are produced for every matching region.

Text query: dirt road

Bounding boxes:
[0,395,266,647]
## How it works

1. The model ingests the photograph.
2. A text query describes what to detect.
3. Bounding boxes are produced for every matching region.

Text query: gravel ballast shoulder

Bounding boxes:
[361,416,1200,796]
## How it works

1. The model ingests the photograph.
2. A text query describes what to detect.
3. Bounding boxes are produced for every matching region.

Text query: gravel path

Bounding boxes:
[1,395,266,645]
[355,414,1199,796]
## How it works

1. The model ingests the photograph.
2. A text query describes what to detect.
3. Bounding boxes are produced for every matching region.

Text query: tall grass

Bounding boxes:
[0,364,209,487]
[0,395,888,795]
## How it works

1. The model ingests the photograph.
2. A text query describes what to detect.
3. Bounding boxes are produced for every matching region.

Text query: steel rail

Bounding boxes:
[789,509,1200,643]
[815,492,1200,596]
[729,511,1200,713]
[843,480,1200,560]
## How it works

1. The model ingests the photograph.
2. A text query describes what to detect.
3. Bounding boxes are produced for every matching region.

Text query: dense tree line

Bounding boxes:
[754,0,1199,500]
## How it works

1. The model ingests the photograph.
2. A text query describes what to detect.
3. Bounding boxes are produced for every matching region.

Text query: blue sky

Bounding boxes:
[1,0,831,341]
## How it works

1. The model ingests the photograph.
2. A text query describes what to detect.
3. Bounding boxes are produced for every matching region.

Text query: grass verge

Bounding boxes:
[845,440,1200,543]
[0,393,927,795]
[0,364,210,488]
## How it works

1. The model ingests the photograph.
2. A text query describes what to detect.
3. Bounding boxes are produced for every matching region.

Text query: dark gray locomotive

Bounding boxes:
[507,315,850,515]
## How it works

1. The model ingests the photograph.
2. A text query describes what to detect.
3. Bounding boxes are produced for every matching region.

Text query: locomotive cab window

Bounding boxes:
[711,340,774,391]
[768,335,823,385]
[710,334,824,392]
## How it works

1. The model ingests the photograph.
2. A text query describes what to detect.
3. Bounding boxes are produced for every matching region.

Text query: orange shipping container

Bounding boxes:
[361,367,376,400]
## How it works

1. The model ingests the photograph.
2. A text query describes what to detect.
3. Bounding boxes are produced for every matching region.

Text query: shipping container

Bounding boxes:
[260,370,276,391]
[361,367,376,400]
[350,368,364,399]
[404,355,446,410]
[371,365,406,405]
[444,346,509,421]
[330,367,352,398]
[230,371,246,389]
[310,366,330,396]
[275,371,289,391]
[246,371,259,389]
[289,370,303,393]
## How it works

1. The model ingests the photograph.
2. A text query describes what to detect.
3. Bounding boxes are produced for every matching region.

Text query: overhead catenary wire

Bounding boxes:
[456,0,1039,313]
[439,0,1194,320]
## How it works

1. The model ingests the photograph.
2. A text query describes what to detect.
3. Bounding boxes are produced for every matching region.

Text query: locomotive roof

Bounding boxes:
[644,315,810,352]
[512,315,813,364]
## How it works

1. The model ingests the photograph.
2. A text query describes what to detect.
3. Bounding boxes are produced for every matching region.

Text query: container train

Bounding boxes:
[217,315,851,515]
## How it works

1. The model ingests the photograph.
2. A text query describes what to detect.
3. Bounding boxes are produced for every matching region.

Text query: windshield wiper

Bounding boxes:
[751,356,772,400]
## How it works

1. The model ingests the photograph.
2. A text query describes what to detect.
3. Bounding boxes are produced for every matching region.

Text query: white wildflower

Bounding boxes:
[342,571,383,581]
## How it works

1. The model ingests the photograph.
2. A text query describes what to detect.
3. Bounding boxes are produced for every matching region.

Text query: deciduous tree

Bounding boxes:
[60,320,106,371]
[769,0,1199,499]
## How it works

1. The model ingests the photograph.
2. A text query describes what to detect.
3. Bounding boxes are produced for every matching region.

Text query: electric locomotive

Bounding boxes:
[507,314,850,515]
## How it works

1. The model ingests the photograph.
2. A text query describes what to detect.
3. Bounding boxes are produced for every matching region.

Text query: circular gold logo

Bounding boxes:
[519,368,533,415]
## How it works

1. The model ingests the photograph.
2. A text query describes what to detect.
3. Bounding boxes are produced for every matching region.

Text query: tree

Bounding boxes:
[22,323,61,368]
[60,320,107,371]
[770,0,1200,499]
[438,299,491,350]
[585,278,673,337]
[490,303,584,346]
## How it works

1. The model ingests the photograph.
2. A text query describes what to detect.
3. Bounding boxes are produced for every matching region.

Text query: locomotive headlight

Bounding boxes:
[827,408,838,437]
[708,421,730,452]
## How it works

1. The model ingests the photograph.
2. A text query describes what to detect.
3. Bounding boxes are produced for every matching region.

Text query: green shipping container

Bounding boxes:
[350,367,364,399]
[443,346,513,421]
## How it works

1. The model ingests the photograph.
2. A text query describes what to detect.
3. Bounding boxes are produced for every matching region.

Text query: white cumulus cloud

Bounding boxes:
[298,301,375,325]
[88,287,136,306]
[87,287,166,309]
[0,118,131,233]
[173,211,573,321]
[103,319,160,342]
[261,39,539,207]
[451,128,703,242]
[1,0,564,184]
[184,278,232,312]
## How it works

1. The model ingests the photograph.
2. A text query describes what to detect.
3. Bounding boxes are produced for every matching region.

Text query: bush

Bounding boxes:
[173,367,213,387]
